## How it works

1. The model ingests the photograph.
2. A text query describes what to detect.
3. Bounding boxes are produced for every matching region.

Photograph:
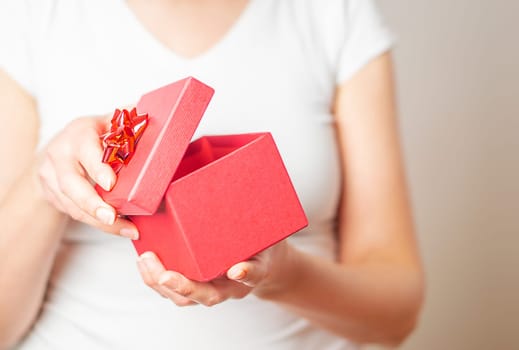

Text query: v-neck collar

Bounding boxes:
[118,0,258,65]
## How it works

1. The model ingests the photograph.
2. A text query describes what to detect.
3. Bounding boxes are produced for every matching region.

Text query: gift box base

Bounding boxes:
[131,132,308,281]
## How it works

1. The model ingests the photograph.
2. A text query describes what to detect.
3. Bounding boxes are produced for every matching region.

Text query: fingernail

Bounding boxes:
[228,266,245,280]
[98,173,113,191]
[95,207,115,225]
[120,228,139,240]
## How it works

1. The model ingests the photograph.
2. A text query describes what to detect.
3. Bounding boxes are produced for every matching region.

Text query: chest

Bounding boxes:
[32,0,342,225]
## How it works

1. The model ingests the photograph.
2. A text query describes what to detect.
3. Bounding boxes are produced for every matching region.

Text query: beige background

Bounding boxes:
[366,1,519,349]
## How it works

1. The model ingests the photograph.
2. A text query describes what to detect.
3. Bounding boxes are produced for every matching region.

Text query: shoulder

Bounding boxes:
[270,0,392,83]
[278,0,363,29]
[275,0,349,34]
[272,0,388,55]
[284,0,387,37]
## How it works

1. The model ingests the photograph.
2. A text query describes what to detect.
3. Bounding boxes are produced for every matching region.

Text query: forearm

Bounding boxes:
[258,245,424,346]
[0,163,67,348]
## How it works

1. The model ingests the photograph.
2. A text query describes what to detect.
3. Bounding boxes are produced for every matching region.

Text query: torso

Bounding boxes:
[18,0,353,348]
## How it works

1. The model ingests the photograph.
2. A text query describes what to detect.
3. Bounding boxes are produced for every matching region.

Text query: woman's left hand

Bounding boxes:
[136,240,295,306]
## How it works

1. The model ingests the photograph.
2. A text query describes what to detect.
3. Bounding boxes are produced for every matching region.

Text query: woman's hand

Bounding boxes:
[36,116,139,239]
[136,240,297,306]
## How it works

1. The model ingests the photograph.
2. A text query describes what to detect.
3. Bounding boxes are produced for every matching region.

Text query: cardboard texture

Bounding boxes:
[131,133,308,281]
[98,77,214,215]
[99,76,308,281]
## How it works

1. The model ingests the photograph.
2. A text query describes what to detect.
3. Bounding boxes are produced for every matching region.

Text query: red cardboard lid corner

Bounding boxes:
[101,77,215,215]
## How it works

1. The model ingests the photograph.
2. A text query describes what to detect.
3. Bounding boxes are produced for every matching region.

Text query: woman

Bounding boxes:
[0,0,424,349]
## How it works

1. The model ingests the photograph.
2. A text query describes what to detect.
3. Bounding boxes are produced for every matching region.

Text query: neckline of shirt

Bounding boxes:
[117,0,259,65]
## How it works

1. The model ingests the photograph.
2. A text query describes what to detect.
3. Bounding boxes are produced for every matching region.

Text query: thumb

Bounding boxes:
[227,261,267,287]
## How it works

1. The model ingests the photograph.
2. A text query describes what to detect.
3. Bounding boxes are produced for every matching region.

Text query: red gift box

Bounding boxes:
[100,77,308,281]
[131,133,308,281]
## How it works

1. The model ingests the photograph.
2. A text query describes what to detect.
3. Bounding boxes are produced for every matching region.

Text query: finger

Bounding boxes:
[140,252,228,307]
[39,176,67,213]
[211,277,251,300]
[41,186,67,213]
[139,252,166,281]
[50,155,116,226]
[137,252,194,305]
[158,286,198,307]
[44,177,134,236]
[78,132,115,191]
[48,186,137,237]
[45,178,116,230]
[227,261,268,288]
[47,186,136,239]
[42,143,136,237]
[157,270,225,307]
[137,258,168,298]
[87,215,139,238]
[42,170,82,217]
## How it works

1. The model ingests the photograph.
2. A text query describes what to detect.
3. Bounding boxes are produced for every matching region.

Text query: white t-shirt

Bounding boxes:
[0,1,393,349]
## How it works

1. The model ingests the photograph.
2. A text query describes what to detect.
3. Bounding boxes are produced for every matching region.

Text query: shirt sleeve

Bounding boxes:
[0,0,35,95]
[336,0,395,84]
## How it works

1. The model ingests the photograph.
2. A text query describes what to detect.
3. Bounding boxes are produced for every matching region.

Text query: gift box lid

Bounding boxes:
[99,77,215,215]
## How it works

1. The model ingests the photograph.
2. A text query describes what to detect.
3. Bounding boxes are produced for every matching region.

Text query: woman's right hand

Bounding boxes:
[36,115,139,239]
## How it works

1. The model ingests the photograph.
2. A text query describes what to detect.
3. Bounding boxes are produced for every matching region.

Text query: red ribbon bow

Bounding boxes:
[101,108,149,173]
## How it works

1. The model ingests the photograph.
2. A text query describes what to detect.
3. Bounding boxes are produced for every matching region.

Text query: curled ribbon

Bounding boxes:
[101,108,149,173]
